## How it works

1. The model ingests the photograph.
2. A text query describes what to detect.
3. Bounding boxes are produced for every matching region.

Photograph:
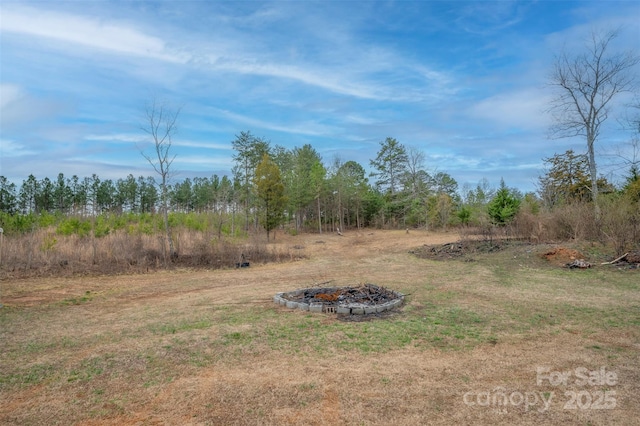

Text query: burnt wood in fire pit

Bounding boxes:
[274,284,404,315]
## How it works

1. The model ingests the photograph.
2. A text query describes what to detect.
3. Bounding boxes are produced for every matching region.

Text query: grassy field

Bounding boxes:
[1,230,638,425]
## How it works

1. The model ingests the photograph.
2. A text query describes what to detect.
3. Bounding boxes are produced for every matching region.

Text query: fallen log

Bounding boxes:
[601,253,628,265]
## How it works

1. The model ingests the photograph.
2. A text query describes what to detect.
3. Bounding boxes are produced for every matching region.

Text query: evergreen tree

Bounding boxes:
[232,130,271,230]
[53,173,73,213]
[96,179,116,213]
[20,175,39,214]
[538,150,591,207]
[290,144,323,231]
[254,154,287,241]
[138,176,158,213]
[116,174,138,213]
[36,177,55,213]
[69,175,88,215]
[336,160,369,229]
[369,137,408,196]
[487,179,521,225]
[0,176,18,214]
[310,160,326,233]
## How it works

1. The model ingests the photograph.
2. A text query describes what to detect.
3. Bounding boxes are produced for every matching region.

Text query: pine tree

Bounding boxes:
[254,154,287,241]
[487,179,521,225]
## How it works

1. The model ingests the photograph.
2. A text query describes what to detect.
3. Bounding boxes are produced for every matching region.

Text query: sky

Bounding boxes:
[1,0,639,194]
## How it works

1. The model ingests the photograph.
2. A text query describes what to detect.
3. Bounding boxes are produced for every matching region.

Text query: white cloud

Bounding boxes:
[174,140,232,150]
[175,155,233,167]
[0,84,64,130]
[84,134,233,152]
[0,139,37,157]
[343,114,379,126]
[0,84,23,109]
[85,134,147,144]
[454,1,527,35]
[212,59,387,101]
[211,108,339,137]
[469,88,553,131]
[0,4,454,103]
[544,9,640,53]
[0,5,189,63]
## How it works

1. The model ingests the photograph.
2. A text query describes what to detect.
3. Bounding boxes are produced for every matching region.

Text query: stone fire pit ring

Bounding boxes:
[273,284,405,315]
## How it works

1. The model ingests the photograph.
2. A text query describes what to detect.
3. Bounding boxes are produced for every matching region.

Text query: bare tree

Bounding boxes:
[548,28,639,213]
[141,99,181,259]
[610,101,640,186]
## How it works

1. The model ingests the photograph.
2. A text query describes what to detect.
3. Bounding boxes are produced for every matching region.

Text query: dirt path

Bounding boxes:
[1,230,455,308]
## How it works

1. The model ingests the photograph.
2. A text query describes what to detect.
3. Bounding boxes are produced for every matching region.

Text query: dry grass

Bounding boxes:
[1,229,639,425]
[0,228,295,278]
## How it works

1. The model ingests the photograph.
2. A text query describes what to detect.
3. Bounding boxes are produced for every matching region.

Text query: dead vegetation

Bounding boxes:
[413,236,639,270]
[411,239,513,261]
[0,228,300,279]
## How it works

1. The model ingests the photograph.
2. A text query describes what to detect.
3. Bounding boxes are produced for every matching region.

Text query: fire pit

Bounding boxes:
[274,283,404,315]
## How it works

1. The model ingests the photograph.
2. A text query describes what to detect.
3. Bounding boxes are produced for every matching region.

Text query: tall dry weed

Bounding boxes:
[599,196,640,255]
[0,227,296,279]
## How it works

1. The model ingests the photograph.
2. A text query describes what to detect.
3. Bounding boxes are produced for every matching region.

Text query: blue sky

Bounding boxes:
[1,1,639,193]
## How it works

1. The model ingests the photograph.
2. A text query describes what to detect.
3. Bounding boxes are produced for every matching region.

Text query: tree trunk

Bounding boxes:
[162,186,175,260]
[587,132,600,219]
[317,196,322,234]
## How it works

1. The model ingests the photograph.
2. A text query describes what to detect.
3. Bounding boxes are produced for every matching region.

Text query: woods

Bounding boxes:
[0,134,465,234]
[1,129,639,242]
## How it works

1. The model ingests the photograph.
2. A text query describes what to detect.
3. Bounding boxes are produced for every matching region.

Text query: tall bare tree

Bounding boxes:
[141,99,181,259]
[548,28,639,213]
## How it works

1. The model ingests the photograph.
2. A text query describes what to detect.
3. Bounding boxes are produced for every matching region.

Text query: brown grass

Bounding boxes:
[0,228,296,279]
[1,229,638,425]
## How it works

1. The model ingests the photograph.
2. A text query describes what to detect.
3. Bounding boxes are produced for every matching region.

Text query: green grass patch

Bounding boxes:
[148,317,213,335]
[0,363,58,387]
[61,291,94,306]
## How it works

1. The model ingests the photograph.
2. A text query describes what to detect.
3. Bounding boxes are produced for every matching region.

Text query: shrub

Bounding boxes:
[93,216,110,238]
[0,212,37,234]
[487,181,521,225]
[457,205,471,226]
[57,217,92,237]
[599,195,640,255]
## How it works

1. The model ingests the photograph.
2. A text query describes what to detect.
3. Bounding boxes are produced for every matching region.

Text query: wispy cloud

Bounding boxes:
[213,59,386,101]
[175,155,234,167]
[0,139,37,157]
[468,88,553,131]
[0,3,455,103]
[454,1,529,35]
[0,84,63,130]
[0,5,188,63]
[173,140,232,150]
[85,134,147,144]
[210,108,339,137]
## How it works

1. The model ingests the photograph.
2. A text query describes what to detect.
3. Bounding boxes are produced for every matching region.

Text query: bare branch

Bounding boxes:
[547,28,639,208]
[140,98,181,258]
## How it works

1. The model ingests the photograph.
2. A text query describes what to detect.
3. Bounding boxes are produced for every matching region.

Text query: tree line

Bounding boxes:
[1,134,638,238]
[0,134,473,235]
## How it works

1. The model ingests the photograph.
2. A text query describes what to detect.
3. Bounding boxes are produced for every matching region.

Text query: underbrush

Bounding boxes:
[0,227,298,279]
